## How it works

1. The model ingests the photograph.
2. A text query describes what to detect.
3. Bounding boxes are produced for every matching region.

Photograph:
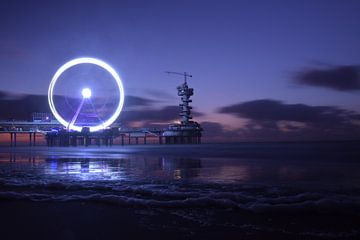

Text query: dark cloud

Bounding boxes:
[0,91,7,99]
[201,121,224,137]
[120,106,180,123]
[0,91,204,130]
[0,91,50,120]
[218,99,360,141]
[143,89,176,100]
[0,91,160,120]
[125,95,157,107]
[200,121,240,142]
[294,65,360,91]
[119,106,204,126]
[218,99,355,126]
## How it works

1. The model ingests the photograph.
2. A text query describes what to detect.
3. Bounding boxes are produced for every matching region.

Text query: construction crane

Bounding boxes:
[165,71,192,84]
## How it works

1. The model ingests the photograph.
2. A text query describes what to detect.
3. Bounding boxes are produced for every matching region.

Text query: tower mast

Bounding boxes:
[165,71,193,124]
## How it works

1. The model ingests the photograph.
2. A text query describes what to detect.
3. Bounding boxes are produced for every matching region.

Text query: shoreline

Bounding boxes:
[0,141,359,160]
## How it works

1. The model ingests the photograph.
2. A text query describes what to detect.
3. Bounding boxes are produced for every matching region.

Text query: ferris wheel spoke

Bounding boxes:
[68,98,85,130]
[89,99,105,126]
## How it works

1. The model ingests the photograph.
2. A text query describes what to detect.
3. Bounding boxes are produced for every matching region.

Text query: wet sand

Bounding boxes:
[2,200,358,240]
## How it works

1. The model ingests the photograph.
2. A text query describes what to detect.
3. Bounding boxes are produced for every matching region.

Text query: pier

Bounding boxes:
[0,121,201,147]
[0,71,202,147]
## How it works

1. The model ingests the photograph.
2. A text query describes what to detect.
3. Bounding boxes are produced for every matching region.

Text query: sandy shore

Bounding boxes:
[0,200,265,240]
[3,199,357,240]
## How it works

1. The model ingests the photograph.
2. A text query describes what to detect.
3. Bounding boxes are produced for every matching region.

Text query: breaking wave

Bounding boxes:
[1,178,360,214]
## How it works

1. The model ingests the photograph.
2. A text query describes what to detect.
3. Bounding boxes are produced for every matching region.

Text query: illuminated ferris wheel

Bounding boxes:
[48,57,125,132]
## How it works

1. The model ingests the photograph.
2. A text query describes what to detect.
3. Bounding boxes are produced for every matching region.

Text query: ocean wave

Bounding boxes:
[1,178,360,215]
[1,178,360,239]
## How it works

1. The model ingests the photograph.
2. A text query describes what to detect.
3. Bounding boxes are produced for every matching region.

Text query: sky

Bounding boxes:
[1,0,360,141]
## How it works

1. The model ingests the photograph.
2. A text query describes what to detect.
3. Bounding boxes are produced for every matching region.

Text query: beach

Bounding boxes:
[1,142,360,239]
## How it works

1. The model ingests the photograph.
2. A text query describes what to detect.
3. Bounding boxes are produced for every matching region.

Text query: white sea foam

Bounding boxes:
[1,177,360,216]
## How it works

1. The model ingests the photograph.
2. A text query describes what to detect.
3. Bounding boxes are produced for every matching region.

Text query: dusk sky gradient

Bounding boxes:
[1,0,360,141]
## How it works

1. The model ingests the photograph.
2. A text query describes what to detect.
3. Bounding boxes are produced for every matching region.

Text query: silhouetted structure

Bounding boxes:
[0,72,202,146]
[163,72,202,144]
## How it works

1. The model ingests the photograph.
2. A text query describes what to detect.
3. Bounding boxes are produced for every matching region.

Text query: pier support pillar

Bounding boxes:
[85,137,90,146]
[71,136,77,146]
[29,133,32,146]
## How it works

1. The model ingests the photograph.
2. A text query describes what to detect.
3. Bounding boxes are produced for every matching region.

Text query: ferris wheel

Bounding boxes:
[48,57,125,132]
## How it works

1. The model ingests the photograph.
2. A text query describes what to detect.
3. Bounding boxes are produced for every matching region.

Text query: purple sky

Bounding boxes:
[1,0,360,141]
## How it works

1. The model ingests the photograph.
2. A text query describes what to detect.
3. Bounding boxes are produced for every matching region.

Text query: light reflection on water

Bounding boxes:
[1,152,360,188]
[0,153,203,182]
[42,157,202,181]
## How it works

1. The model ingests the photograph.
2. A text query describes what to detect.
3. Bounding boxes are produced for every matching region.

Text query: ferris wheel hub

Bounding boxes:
[81,88,92,99]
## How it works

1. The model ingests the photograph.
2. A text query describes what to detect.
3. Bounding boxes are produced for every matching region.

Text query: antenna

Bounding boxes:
[165,71,192,84]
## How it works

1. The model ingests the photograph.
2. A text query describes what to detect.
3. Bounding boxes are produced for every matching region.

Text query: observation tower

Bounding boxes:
[163,72,202,144]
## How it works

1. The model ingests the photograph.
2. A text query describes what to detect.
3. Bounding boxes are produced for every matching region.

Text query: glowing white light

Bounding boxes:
[48,57,125,132]
[81,88,92,99]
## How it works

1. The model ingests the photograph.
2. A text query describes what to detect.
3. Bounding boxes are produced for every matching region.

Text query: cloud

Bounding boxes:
[218,99,354,126]
[294,65,360,91]
[0,91,204,129]
[119,106,204,126]
[143,89,176,100]
[120,106,180,123]
[0,91,50,120]
[125,95,157,107]
[0,91,161,120]
[200,121,240,142]
[218,99,360,141]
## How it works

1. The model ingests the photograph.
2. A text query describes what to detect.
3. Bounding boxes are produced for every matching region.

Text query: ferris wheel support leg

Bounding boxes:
[68,98,85,131]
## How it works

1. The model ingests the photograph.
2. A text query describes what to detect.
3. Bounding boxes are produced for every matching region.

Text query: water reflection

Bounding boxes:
[1,152,360,187]
[44,156,202,181]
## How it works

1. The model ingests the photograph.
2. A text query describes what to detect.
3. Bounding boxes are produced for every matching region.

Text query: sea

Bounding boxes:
[0,142,359,239]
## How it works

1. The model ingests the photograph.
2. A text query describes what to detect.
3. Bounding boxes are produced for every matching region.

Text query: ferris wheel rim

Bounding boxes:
[48,57,125,132]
